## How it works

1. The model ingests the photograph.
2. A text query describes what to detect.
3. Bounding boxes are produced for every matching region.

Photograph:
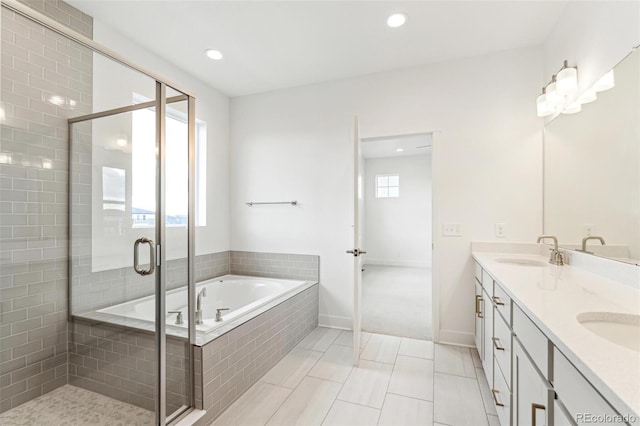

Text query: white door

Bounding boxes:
[348,116,365,366]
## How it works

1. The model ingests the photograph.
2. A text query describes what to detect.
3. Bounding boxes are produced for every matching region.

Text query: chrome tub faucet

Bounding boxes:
[195,287,207,325]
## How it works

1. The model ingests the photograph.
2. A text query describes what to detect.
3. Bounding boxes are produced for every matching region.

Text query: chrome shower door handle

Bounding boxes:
[133,237,155,276]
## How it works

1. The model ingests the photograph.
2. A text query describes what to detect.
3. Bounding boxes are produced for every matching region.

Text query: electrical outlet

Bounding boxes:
[442,223,462,237]
[584,224,595,236]
[495,223,506,238]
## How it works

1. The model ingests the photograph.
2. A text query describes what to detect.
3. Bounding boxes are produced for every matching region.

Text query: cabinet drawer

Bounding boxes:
[475,261,482,282]
[493,362,511,426]
[513,305,548,378]
[554,348,620,424]
[493,312,512,390]
[482,270,494,297]
[493,284,511,325]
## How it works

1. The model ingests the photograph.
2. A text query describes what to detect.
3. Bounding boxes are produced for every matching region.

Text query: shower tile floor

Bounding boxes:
[0,384,153,426]
[212,326,498,426]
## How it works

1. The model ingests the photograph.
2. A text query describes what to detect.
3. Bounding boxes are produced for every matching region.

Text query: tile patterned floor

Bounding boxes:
[212,327,498,426]
[0,384,154,426]
[0,327,495,426]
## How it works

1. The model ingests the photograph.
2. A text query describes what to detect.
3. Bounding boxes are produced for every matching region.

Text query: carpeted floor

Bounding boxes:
[361,264,432,339]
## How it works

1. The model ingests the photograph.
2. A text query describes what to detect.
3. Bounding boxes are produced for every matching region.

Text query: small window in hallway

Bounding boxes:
[376,174,399,198]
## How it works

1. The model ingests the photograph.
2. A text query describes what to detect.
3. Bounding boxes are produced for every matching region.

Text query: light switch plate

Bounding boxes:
[495,223,505,238]
[442,223,462,237]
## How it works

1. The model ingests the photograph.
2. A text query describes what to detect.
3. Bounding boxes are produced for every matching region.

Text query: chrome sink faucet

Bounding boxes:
[578,235,605,254]
[537,235,564,265]
[195,287,207,325]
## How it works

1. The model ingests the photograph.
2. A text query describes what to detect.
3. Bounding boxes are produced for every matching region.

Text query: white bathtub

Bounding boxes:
[96,275,309,335]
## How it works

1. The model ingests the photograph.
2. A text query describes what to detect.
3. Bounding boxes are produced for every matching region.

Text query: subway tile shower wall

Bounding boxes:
[230,251,320,282]
[71,252,230,314]
[0,1,93,413]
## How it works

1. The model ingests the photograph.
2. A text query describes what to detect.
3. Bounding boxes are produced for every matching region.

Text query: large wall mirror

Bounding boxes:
[544,49,640,266]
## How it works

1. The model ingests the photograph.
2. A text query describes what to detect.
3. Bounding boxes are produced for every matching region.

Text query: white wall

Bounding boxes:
[364,155,432,268]
[89,19,230,270]
[230,46,544,341]
[543,1,640,101]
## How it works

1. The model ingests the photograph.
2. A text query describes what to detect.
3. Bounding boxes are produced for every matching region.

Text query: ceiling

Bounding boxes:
[68,1,567,97]
[362,133,432,159]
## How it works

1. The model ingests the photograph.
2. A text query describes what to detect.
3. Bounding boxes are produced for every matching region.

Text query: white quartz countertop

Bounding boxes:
[472,251,640,418]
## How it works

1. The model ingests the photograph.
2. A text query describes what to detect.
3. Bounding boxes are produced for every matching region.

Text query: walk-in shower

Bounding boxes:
[1,1,198,424]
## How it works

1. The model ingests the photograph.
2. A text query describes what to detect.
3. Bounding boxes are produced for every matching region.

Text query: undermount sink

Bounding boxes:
[577,312,640,352]
[493,258,547,267]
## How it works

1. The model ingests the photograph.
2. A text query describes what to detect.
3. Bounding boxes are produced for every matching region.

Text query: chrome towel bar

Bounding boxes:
[245,201,297,206]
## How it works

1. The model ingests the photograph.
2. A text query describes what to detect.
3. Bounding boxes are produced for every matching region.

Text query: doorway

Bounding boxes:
[360,133,433,340]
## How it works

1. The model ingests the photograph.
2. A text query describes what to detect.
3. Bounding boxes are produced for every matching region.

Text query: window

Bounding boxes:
[131,97,207,227]
[376,174,399,198]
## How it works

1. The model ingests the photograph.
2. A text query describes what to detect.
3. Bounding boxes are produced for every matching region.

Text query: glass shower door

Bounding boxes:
[69,77,196,425]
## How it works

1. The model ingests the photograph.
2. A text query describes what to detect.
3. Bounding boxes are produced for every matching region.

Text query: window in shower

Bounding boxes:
[131,103,207,227]
[376,174,400,198]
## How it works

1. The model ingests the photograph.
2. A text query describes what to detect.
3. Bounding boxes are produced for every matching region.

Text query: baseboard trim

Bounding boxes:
[364,259,431,268]
[318,314,351,330]
[438,329,475,347]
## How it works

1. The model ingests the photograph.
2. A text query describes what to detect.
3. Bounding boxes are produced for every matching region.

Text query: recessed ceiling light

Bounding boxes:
[396,148,404,152]
[387,13,407,28]
[205,49,223,60]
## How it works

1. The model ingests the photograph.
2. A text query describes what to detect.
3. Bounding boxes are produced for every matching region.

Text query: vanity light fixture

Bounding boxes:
[593,70,615,92]
[577,88,597,104]
[562,101,582,114]
[204,49,223,60]
[387,13,407,28]
[556,61,578,94]
[536,87,555,117]
[536,60,580,117]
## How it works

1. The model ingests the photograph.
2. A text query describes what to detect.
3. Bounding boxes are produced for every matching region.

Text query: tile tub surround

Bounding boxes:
[0,0,93,414]
[68,319,190,414]
[71,251,230,314]
[230,251,320,282]
[195,282,319,425]
[472,249,640,419]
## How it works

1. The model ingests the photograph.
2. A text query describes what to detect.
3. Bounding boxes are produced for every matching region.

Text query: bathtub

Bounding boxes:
[94,274,310,336]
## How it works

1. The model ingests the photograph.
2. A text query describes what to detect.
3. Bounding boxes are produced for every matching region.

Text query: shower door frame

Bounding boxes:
[1,1,198,424]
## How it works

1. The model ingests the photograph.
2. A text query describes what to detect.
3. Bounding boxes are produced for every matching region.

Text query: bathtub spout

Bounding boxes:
[196,287,207,325]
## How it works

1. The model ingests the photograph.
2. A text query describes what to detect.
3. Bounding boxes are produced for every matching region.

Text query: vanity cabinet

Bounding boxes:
[472,261,632,426]
[513,337,552,426]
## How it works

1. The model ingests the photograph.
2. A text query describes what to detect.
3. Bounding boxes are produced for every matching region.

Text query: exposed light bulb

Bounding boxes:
[395,148,404,152]
[116,138,127,147]
[386,13,407,28]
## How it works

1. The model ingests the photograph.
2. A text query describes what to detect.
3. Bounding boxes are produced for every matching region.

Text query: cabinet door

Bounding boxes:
[475,280,484,360]
[513,338,551,426]
[482,286,493,388]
